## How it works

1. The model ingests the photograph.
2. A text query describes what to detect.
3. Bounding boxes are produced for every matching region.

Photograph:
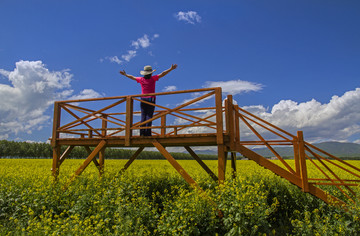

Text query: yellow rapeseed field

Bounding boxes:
[1,159,359,235]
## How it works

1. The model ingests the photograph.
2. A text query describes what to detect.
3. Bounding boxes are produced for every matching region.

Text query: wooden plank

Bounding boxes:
[99,115,107,175]
[153,140,200,189]
[125,96,133,146]
[51,102,61,147]
[184,146,218,181]
[122,147,145,171]
[58,87,218,103]
[59,146,74,166]
[84,146,101,169]
[225,95,235,150]
[161,112,166,136]
[215,87,224,145]
[72,140,107,178]
[59,98,126,130]
[133,91,216,129]
[297,131,309,192]
[238,107,296,139]
[234,105,240,144]
[218,145,227,184]
[61,105,102,137]
[239,113,296,174]
[231,152,237,179]
[293,137,300,177]
[308,183,346,207]
[235,143,302,187]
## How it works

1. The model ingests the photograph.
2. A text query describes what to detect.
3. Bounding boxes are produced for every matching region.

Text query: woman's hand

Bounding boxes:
[119,70,126,76]
[171,64,178,70]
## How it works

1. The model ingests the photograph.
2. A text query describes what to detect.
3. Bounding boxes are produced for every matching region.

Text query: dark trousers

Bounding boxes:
[140,97,156,136]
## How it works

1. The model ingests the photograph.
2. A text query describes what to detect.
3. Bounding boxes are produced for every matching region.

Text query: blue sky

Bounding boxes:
[0,0,359,144]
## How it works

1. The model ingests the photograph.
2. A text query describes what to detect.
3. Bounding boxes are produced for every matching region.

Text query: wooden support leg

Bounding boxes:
[67,141,107,185]
[52,145,61,181]
[59,146,74,166]
[121,147,144,172]
[84,146,101,172]
[153,141,200,189]
[184,146,218,181]
[297,131,309,192]
[217,145,227,184]
[99,147,105,176]
[231,152,237,179]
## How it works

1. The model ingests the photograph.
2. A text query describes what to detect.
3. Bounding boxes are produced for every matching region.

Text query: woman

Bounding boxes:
[119,64,177,136]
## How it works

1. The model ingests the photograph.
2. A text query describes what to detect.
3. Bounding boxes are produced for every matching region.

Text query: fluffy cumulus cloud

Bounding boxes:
[0,60,101,139]
[204,80,264,95]
[175,11,201,24]
[104,34,159,64]
[240,88,360,142]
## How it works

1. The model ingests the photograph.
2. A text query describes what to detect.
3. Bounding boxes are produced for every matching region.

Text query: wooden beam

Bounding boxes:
[218,145,227,184]
[153,140,200,189]
[121,147,145,171]
[125,96,133,146]
[297,131,309,192]
[231,152,237,179]
[67,140,107,184]
[215,88,224,145]
[84,146,100,170]
[235,143,302,187]
[184,146,218,181]
[59,146,74,166]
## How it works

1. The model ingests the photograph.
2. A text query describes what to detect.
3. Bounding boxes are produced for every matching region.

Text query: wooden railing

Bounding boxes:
[51,87,224,146]
[222,96,360,205]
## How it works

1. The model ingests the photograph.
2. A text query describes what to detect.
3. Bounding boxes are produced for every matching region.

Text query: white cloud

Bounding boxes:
[68,89,102,101]
[131,34,150,49]
[175,11,202,24]
[0,60,101,139]
[204,80,264,95]
[121,50,137,62]
[240,88,360,142]
[103,34,159,64]
[106,56,122,64]
[163,85,177,92]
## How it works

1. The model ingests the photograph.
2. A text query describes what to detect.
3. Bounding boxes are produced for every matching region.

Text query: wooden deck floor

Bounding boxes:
[56,133,229,147]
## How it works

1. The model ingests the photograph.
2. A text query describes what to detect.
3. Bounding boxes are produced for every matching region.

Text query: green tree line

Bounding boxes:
[0,140,217,160]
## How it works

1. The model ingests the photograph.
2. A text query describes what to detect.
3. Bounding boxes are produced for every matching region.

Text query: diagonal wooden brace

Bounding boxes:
[68,140,107,183]
[152,140,200,189]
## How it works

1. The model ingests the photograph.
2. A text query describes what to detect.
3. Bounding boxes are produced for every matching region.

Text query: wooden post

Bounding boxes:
[297,131,309,192]
[122,147,144,171]
[215,88,227,184]
[215,87,224,145]
[231,152,237,179]
[125,96,133,146]
[99,114,107,176]
[293,137,300,177]
[51,102,61,180]
[153,141,200,189]
[234,105,240,144]
[161,112,166,136]
[184,146,218,181]
[218,146,227,184]
[226,95,235,150]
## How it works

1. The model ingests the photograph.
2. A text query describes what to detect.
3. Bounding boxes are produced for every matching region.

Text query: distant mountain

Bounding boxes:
[252,142,360,158]
[183,142,360,159]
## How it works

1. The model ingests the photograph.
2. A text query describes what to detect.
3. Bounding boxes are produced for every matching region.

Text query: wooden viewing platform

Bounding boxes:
[51,87,360,206]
